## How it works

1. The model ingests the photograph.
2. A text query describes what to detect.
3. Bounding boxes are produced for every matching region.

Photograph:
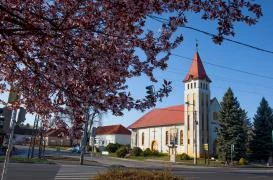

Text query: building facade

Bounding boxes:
[129,52,220,157]
[92,124,131,148]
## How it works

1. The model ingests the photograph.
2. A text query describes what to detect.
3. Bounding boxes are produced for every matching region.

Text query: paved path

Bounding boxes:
[54,164,106,180]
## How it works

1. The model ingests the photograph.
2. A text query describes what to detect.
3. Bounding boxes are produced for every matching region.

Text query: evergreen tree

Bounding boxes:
[217,88,247,162]
[250,98,273,161]
[241,109,253,155]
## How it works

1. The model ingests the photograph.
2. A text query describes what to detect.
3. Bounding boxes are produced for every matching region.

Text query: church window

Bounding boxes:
[200,83,203,89]
[188,139,190,144]
[207,113,209,132]
[135,133,137,146]
[202,112,204,131]
[193,93,196,106]
[187,83,189,89]
[165,131,169,145]
[191,83,193,89]
[141,132,145,146]
[180,130,183,145]
[194,82,196,88]
[187,115,190,130]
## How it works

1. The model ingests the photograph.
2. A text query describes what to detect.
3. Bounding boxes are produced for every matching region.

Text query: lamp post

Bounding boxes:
[185,101,198,165]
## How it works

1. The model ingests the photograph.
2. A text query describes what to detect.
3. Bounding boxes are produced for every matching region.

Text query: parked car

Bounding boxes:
[71,144,81,153]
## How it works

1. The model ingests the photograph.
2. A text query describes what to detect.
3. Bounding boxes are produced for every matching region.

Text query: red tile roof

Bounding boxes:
[183,52,211,82]
[128,105,184,129]
[96,124,131,135]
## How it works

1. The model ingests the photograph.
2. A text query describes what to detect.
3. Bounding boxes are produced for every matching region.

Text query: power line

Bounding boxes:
[148,15,273,55]
[168,53,273,80]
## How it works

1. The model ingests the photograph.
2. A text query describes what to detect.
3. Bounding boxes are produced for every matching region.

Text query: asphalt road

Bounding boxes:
[1,146,273,180]
[0,163,60,180]
[1,162,273,180]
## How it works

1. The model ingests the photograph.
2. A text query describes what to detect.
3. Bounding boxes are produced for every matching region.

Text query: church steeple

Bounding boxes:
[183,52,211,83]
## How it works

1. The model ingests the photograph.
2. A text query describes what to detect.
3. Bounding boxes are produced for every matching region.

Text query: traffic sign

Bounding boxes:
[203,143,208,151]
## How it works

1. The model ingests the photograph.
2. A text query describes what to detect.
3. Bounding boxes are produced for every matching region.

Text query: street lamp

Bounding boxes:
[185,101,198,165]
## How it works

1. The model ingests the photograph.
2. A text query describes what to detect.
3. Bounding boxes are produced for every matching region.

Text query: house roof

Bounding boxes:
[183,52,211,83]
[128,105,184,129]
[96,124,131,135]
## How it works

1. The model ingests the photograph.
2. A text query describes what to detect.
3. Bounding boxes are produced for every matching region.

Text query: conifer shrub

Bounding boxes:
[131,147,143,156]
[92,168,182,180]
[180,153,191,160]
[116,146,128,158]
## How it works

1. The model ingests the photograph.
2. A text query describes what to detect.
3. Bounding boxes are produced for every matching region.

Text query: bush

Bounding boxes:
[143,148,153,156]
[105,143,121,153]
[239,158,248,165]
[116,146,128,158]
[131,147,143,156]
[93,168,181,180]
[152,150,159,156]
[180,153,190,160]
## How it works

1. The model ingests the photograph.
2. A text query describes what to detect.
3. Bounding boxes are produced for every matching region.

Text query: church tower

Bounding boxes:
[183,52,211,158]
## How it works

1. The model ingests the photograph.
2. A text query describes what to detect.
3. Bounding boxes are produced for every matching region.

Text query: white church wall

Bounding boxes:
[184,79,211,157]
[131,125,185,154]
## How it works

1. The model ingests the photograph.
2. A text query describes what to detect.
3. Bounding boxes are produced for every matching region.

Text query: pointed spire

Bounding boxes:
[183,52,211,83]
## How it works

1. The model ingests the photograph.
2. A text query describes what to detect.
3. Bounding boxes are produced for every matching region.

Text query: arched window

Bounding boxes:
[141,132,144,146]
[165,131,169,145]
[180,130,183,145]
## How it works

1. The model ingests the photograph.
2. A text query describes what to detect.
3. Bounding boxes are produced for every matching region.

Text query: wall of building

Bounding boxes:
[184,79,211,157]
[115,134,131,145]
[44,136,71,146]
[209,99,220,156]
[131,125,184,154]
[94,134,130,148]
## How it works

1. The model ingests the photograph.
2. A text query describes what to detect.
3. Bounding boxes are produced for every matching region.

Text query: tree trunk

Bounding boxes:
[79,110,95,165]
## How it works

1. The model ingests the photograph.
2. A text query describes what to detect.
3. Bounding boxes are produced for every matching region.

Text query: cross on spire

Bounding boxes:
[195,39,199,52]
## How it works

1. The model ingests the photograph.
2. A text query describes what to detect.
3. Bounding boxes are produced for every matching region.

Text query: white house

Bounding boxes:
[93,124,131,148]
[129,51,220,157]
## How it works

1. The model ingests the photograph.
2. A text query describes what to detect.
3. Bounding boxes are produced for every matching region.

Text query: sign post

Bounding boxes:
[203,144,208,165]
[1,85,19,180]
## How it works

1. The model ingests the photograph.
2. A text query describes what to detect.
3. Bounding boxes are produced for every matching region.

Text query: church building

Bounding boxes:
[128,52,220,157]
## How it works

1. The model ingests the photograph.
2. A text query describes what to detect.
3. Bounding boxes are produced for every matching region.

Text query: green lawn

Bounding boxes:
[0,156,53,164]
[108,153,223,167]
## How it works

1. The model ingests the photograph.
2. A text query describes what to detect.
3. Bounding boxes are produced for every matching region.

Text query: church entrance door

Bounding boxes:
[151,140,158,151]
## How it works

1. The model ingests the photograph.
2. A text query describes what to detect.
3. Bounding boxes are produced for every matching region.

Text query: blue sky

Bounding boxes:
[1,1,273,127]
[103,1,273,127]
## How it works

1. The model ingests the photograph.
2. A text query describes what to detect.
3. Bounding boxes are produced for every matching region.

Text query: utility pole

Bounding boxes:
[1,110,17,180]
[194,111,198,165]
[1,85,19,180]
